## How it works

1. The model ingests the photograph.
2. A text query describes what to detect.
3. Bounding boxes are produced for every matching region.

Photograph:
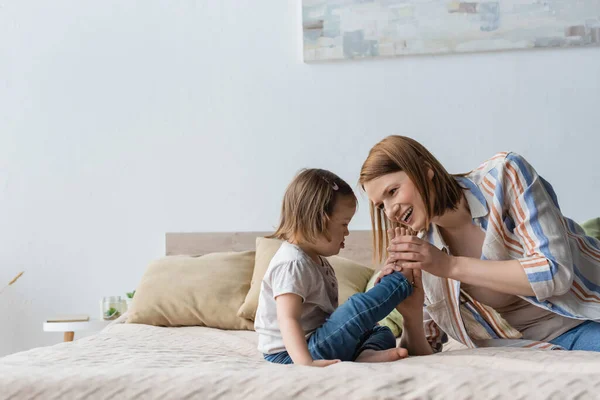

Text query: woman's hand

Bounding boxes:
[385,227,536,297]
[376,227,432,356]
[375,227,417,284]
[375,227,425,319]
[386,234,456,279]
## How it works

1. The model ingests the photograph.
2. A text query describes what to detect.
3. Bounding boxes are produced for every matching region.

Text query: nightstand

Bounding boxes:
[43,318,112,342]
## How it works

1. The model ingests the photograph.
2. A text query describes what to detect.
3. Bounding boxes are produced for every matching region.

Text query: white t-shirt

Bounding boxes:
[255,241,339,354]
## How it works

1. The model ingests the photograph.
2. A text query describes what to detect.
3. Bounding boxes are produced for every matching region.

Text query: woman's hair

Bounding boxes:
[269,168,356,243]
[359,135,463,263]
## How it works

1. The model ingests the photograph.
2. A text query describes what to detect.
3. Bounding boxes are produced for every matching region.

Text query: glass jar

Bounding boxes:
[101,296,124,320]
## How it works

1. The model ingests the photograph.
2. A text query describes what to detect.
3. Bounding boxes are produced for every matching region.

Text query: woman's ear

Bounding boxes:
[423,161,434,180]
[427,168,434,180]
[421,158,434,181]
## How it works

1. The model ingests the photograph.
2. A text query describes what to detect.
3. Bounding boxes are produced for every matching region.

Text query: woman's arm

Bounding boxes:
[276,294,339,367]
[499,153,575,300]
[387,237,536,296]
[448,257,535,296]
[390,153,578,301]
[449,257,535,296]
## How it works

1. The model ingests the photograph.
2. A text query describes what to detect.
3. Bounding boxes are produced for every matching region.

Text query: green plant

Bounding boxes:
[126,290,136,299]
[104,307,120,319]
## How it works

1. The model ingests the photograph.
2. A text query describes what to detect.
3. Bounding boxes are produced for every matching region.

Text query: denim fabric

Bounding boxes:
[264,271,412,364]
[550,320,600,351]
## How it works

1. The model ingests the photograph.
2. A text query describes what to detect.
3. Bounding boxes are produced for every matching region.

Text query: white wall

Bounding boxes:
[1,0,598,357]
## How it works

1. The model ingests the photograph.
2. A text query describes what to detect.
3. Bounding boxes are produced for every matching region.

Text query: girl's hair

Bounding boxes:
[359,135,463,263]
[269,169,356,243]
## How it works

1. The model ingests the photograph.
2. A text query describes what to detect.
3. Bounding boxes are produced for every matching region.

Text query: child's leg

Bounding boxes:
[263,352,293,364]
[354,325,408,362]
[307,271,412,362]
[355,325,397,355]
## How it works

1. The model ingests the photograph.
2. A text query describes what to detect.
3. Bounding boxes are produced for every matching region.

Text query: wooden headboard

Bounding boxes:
[165,231,378,268]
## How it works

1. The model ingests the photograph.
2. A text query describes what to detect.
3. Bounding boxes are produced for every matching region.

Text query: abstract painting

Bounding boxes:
[302,0,600,61]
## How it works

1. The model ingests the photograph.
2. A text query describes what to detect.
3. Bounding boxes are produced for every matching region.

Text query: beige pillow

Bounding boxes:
[127,252,255,330]
[237,238,282,320]
[332,255,376,305]
[237,237,374,321]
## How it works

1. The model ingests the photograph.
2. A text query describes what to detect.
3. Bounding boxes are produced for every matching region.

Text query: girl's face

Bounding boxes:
[363,171,429,232]
[313,196,356,257]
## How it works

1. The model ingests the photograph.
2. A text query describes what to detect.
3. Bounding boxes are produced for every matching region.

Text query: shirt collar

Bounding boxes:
[426,176,488,251]
[426,224,449,252]
[455,176,488,219]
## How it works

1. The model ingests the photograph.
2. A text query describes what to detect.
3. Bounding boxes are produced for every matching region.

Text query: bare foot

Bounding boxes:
[355,347,409,363]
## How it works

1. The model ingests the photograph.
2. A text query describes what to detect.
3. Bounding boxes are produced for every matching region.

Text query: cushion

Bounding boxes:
[237,237,374,321]
[582,217,600,240]
[333,255,377,305]
[237,238,282,320]
[127,252,255,330]
[365,272,405,337]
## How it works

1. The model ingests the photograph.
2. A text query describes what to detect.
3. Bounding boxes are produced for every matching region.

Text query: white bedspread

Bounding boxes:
[1,320,600,399]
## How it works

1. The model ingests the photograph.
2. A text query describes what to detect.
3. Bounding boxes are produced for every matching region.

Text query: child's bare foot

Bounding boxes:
[355,347,408,363]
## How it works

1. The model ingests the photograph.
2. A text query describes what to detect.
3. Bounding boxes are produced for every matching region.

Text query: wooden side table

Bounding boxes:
[43,319,112,342]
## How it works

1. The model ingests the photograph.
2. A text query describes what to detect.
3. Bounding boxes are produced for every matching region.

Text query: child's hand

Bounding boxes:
[306,359,340,367]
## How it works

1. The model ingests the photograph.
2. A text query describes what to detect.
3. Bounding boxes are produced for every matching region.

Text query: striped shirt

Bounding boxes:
[421,152,600,351]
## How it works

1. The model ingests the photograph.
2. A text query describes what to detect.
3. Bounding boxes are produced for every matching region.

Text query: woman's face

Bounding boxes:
[363,171,429,232]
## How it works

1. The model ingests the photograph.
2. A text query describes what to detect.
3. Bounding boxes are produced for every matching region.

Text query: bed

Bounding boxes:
[1,232,600,400]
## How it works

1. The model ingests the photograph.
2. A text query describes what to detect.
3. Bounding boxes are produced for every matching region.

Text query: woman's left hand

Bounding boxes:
[387,235,456,278]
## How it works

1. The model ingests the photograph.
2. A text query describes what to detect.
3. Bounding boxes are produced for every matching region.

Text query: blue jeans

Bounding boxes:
[549,320,600,351]
[264,271,412,364]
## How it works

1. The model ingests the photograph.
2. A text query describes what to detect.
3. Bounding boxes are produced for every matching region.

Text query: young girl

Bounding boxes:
[254,168,413,366]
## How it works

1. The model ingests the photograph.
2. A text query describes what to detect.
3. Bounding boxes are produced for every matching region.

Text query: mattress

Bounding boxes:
[1,318,599,399]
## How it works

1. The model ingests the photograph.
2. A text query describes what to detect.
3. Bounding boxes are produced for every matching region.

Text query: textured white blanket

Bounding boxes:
[1,320,600,399]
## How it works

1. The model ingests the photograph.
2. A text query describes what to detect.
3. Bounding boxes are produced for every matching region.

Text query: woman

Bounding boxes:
[360,135,600,353]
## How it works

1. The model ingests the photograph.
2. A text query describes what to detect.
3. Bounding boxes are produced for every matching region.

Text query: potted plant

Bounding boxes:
[103,307,121,320]
[125,290,136,310]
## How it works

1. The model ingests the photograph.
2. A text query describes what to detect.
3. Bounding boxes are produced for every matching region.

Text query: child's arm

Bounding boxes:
[276,293,340,367]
